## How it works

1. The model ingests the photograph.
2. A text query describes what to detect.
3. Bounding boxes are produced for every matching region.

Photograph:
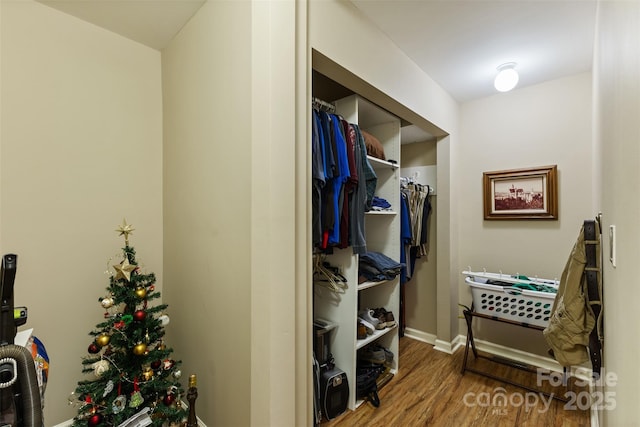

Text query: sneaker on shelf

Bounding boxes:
[375,307,396,328]
[357,317,375,336]
[358,344,394,368]
[372,308,387,329]
[384,310,397,328]
[359,345,386,365]
[358,309,383,330]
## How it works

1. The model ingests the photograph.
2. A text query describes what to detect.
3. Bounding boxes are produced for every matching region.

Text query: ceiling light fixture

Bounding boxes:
[494,62,519,92]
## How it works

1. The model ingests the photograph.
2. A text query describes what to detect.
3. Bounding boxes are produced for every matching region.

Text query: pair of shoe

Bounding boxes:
[358,308,385,331]
[372,307,396,329]
[359,344,394,367]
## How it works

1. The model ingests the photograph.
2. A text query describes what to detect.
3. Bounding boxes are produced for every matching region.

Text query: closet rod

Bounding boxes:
[312,97,336,113]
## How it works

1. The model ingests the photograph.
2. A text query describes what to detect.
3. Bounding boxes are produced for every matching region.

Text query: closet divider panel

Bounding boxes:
[313,247,359,409]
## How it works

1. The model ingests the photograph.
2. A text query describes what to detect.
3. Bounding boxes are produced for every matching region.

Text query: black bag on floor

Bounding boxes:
[356,363,383,407]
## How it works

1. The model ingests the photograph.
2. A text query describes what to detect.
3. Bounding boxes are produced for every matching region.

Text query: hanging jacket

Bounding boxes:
[543,223,600,367]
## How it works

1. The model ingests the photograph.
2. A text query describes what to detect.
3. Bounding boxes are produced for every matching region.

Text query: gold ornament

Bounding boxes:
[116,219,135,246]
[96,334,111,347]
[100,297,114,309]
[133,342,147,356]
[135,287,147,298]
[142,366,154,381]
[113,256,136,282]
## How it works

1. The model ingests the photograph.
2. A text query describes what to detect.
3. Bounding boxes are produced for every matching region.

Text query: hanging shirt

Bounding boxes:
[350,124,372,254]
[312,110,326,247]
[338,119,359,249]
[400,192,412,284]
[327,113,350,246]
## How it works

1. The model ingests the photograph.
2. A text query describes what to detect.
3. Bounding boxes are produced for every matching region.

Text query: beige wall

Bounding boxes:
[163,1,304,426]
[458,73,593,355]
[161,1,252,425]
[309,2,456,135]
[0,1,162,424]
[595,1,640,425]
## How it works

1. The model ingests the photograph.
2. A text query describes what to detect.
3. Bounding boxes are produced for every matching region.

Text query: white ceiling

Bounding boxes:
[351,0,598,103]
[36,0,598,142]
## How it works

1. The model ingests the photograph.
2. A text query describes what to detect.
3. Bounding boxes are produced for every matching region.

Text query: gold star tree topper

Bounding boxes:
[116,218,135,246]
[113,256,136,282]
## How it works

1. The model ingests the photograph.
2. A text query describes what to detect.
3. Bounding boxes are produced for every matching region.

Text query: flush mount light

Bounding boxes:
[494,62,519,92]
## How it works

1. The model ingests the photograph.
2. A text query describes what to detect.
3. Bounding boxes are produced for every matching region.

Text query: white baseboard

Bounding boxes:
[403,328,465,355]
[403,327,436,345]
[433,338,455,354]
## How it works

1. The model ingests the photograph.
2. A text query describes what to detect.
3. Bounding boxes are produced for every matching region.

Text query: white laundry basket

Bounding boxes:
[465,276,558,327]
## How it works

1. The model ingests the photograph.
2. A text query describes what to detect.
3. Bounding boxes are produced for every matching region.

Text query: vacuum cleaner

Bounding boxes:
[0,254,43,427]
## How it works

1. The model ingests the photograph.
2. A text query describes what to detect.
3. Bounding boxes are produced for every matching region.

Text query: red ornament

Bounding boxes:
[133,310,146,322]
[114,320,126,330]
[162,359,175,370]
[88,343,100,354]
[88,413,103,426]
[163,393,175,406]
[151,360,161,370]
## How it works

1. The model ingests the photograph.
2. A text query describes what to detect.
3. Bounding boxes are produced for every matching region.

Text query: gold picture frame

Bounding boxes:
[483,165,558,220]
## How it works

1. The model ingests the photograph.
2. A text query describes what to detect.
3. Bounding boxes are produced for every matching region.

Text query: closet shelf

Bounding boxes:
[367,155,399,170]
[365,210,396,216]
[356,324,397,350]
[358,279,390,291]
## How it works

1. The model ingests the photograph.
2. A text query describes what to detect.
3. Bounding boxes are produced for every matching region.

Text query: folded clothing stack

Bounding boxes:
[358,251,404,283]
[370,196,392,211]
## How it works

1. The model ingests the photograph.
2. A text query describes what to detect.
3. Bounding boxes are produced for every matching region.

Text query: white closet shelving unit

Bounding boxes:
[314,94,401,410]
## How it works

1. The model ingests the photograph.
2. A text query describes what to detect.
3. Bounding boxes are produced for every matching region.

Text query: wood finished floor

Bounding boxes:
[321,337,590,427]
